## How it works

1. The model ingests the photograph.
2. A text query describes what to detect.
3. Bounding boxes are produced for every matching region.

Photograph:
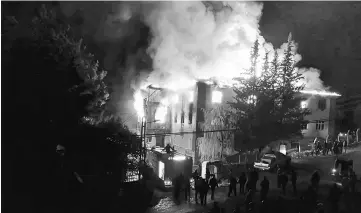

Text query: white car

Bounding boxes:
[254,152,291,171]
[254,154,276,171]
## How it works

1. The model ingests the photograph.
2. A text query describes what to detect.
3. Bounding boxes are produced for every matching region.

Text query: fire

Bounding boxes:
[247,95,257,104]
[172,95,179,104]
[134,91,144,118]
[301,101,307,109]
[155,99,169,123]
[189,91,194,102]
[212,91,223,103]
[300,90,341,97]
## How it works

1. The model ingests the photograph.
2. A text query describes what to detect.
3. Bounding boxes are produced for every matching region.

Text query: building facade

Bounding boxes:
[301,94,338,140]
[336,93,361,132]
[168,82,235,165]
[143,81,234,167]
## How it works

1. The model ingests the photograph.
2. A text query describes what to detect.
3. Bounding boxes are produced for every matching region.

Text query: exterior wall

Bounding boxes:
[302,95,336,139]
[169,86,198,160]
[328,98,337,137]
[336,93,361,131]
[169,82,236,165]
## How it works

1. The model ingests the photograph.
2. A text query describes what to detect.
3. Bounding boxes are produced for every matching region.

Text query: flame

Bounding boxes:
[301,101,307,109]
[247,95,257,104]
[212,91,223,103]
[155,98,169,123]
[134,90,144,118]
[127,2,335,123]
[172,95,179,104]
[189,91,194,102]
[300,90,341,97]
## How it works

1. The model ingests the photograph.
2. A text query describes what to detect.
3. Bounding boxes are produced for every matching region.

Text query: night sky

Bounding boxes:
[3,1,361,95]
[261,2,361,95]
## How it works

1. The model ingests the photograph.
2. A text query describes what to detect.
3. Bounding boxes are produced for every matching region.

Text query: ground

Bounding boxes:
[148,144,361,213]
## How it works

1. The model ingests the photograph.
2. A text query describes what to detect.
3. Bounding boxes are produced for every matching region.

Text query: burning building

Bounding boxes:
[299,90,341,140]
[135,81,234,180]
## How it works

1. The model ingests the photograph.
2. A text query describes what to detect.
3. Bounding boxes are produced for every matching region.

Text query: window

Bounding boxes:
[301,101,307,109]
[188,103,194,124]
[301,123,308,130]
[316,121,325,130]
[318,98,326,111]
[174,112,178,123]
[181,111,185,124]
[212,91,222,103]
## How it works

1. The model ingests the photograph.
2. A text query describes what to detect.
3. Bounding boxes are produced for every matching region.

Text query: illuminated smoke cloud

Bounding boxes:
[297,67,329,91]
[60,1,331,128]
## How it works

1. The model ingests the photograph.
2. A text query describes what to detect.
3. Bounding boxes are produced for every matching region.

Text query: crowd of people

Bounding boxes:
[312,138,347,156]
[312,130,360,156]
[169,164,358,213]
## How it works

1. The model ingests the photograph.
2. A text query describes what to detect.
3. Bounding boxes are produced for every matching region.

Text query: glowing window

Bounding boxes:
[301,123,308,130]
[212,91,223,103]
[189,92,194,102]
[247,95,257,104]
[316,121,325,130]
[301,101,307,109]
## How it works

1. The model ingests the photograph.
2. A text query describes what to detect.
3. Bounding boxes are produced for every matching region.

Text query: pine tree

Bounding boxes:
[273,32,309,141]
[230,37,309,151]
[250,38,260,77]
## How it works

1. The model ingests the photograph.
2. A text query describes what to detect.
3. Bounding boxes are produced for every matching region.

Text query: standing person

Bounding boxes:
[195,176,202,204]
[311,171,320,191]
[193,169,198,180]
[332,142,338,155]
[277,166,282,188]
[280,172,288,195]
[206,168,211,183]
[349,171,357,193]
[211,202,221,213]
[245,189,253,211]
[260,176,269,201]
[202,178,209,205]
[173,175,181,204]
[328,184,341,213]
[291,170,298,195]
[209,174,218,200]
[238,172,246,194]
[184,175,191,202]
[251,169,259,191]
[323,140,327,155]
[228,176,237,197]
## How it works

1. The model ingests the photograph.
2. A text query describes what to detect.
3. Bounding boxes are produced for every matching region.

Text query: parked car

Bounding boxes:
[164,177,172,187]
[254,152,291,171]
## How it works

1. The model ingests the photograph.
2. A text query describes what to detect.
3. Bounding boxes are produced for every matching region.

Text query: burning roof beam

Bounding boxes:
[300,90,341,97]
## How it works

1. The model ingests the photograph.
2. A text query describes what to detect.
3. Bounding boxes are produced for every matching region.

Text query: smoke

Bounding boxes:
[141,1,265,89]
[59,2,153,129]
[139,1,317,91]
[59,1,329,129]
[297,67,329,91]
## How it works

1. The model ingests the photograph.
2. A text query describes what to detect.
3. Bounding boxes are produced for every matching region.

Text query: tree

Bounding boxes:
[197,105,238,162]
[3,3,115,198]
[230,36,309,151]
[4,5,144,213]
